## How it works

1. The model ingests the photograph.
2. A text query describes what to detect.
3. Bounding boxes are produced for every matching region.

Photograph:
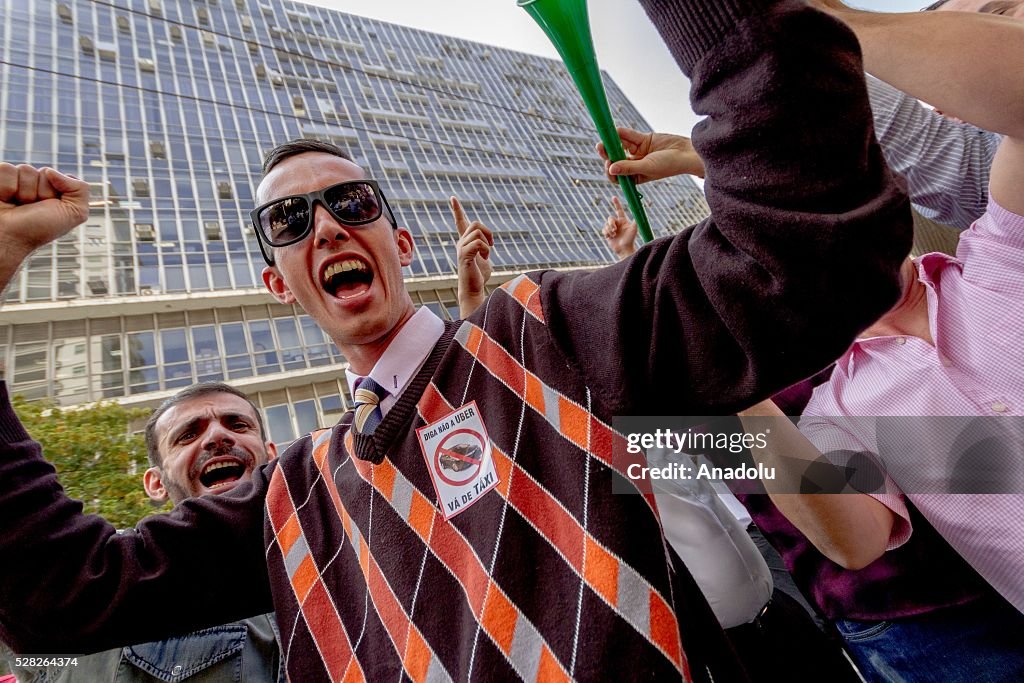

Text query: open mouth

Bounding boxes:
[199,459,247,489]
[322,257,373,299]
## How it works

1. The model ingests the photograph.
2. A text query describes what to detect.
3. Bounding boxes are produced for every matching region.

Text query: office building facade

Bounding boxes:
[0,0,709,443]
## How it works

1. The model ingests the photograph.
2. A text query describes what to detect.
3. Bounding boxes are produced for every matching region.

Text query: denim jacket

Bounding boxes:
[12,614,283,683]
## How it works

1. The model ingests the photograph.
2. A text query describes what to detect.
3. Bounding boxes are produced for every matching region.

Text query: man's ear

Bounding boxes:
[266,441,279,461]
[395,227,415,267]
[262,266,296,304]
[143,467,169,503]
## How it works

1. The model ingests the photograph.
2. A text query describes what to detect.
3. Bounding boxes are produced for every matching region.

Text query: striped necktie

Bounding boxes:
[352,376,388,434]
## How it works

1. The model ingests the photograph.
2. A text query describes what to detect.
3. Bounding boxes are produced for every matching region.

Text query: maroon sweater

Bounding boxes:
[0,1,911,681]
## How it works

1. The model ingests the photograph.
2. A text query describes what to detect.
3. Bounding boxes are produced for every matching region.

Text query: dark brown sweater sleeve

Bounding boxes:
[541,0,912,417]
[0,383,273,654]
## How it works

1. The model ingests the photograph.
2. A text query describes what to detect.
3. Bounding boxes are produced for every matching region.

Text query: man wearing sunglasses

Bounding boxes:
[0,1,912,681]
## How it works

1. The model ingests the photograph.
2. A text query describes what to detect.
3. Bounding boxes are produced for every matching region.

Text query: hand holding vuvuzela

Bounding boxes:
[597,128,706,185]
[518,0,654,242]
[0,163,90,293]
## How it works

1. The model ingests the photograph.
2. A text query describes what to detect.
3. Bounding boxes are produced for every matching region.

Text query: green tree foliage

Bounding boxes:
[12,396,171,529]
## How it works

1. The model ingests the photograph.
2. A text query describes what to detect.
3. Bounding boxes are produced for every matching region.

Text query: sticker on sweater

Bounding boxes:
[416,401,499,520]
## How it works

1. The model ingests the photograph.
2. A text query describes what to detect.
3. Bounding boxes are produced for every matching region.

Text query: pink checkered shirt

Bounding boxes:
[800,196,1024,614]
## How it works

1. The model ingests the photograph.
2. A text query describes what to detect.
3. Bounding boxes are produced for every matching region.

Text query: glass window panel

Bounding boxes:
[85,311,118,351]
[320,394,345,424]
[164,363,192,388]
[248,320,280,374]
[221,322,249,352]
[226,355,254,379]
[221,322,253,378]
[295,400,319,436]
[211,264,231,289]
[53,337,88,381]
[128,367,159,394]
[231,254,253,287]
[192,325,223,381]
[127,331,156,368]
[300,317,331,366]
[274,318,305,370]
[165,266,186,292]
[298,317,324,344]
[101,372,124,399]
[161,329,188,363]
[13,343,48,397]
[189,264,209,290]
[265,404,296,443]
[88,335,124,399]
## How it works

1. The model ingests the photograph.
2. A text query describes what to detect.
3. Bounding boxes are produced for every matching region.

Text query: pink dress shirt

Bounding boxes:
[800,197,1024,614]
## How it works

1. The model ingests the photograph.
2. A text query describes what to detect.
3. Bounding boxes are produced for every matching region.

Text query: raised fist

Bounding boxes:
[0,163,90,255]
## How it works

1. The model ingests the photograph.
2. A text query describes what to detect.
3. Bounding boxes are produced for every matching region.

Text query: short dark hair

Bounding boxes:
[921,0,951,9]
[261,138,354,175]
[144,382,267,467]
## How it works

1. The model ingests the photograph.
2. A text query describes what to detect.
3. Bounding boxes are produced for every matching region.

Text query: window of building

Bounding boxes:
[274,317,305,370]
[161,328,191,388]
[248,320,280,375]
[91,335,124,399]
[320,394,345,423]
[295,400,319,435]
[12,342,48,400]
[127,331,159,394]
[192,326,223,382]
[265,404,296,443]
[220,322,253,379]
[53,337,89,405]
[299,316,331,367]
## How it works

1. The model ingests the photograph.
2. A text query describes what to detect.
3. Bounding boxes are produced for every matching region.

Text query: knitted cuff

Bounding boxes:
[637,0,783,76]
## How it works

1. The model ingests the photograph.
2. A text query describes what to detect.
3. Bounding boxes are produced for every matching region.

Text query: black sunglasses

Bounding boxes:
[250,180,397,265]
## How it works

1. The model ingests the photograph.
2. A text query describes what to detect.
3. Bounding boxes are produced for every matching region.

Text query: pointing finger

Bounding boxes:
[450,196,470,236]
[611,196,626,220]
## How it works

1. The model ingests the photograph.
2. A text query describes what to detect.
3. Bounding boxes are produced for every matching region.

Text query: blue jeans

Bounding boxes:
[835,595,1024,683]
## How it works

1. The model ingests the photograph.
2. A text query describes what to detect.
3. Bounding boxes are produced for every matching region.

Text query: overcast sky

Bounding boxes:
[295,1,927,136]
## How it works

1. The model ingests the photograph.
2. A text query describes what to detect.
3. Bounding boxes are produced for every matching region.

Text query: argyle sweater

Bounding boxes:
[0,1,911,681]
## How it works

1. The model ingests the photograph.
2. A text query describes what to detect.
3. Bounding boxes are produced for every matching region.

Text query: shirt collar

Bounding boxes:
[345,306,445,403]
[843,253,955,376]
